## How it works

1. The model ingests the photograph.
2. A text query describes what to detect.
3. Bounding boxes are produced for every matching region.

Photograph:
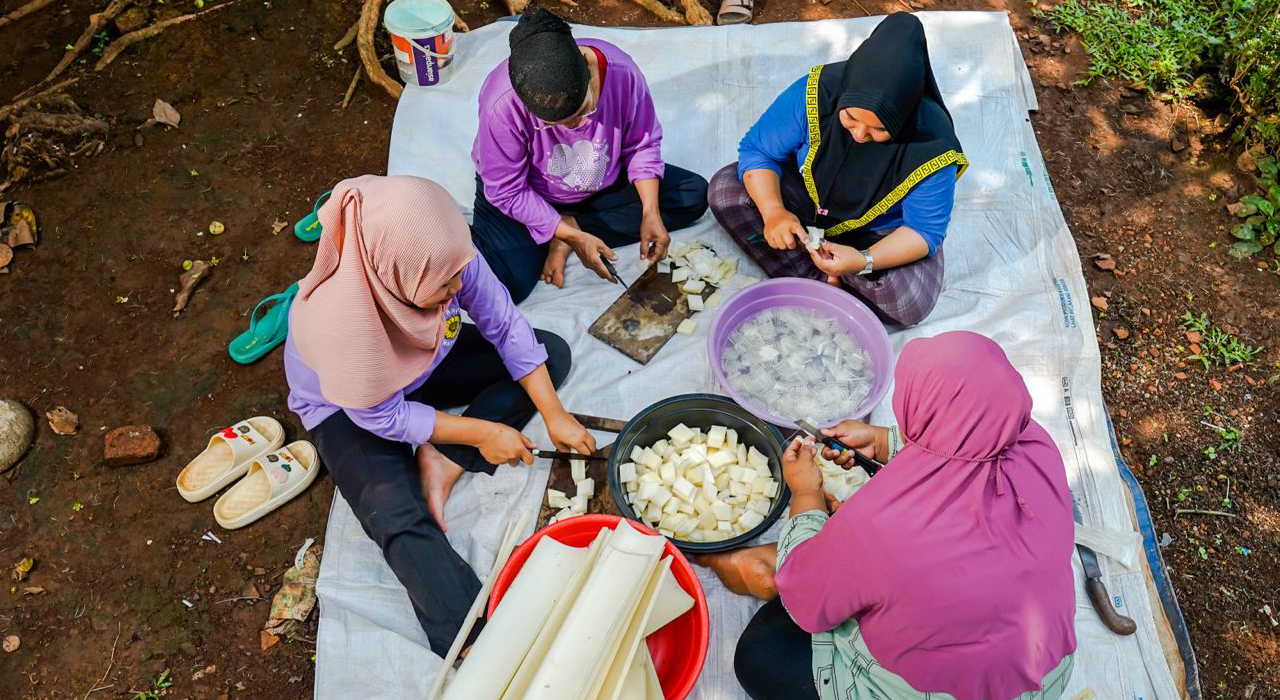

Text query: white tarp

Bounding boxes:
[314,13,1185,700]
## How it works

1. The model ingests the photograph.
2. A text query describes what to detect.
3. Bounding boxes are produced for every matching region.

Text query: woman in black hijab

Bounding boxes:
[708,13,967,326]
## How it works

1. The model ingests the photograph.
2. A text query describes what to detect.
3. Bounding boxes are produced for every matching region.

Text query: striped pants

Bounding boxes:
[708,163,945,327]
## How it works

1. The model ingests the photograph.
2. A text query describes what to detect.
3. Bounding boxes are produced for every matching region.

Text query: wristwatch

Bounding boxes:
[858,250,875,276]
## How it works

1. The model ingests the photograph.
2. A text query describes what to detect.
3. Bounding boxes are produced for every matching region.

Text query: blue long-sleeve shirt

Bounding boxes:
[737,76,956,255]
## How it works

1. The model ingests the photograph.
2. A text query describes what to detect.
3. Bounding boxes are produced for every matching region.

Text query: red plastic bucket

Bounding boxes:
[489,514,710,700]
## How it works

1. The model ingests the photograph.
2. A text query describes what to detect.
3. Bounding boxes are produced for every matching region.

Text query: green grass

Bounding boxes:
[1181,312,1265,368]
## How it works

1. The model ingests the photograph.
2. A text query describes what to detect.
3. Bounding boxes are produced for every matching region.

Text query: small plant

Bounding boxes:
[90,30,111,58]
[1176,487,1192,502]
[133,670,172,700]
[1181,312,1264,367]
[1227,153,1280,258]
[1201,406,1242,460]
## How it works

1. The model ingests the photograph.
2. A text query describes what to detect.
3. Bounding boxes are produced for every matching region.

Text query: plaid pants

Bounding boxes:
[708,162,945,326]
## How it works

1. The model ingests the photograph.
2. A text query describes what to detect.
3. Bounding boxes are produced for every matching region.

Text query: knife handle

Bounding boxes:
[1085,577,1138,635]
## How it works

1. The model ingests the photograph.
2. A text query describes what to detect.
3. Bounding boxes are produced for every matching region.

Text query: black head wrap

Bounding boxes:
[508,9,589,122]
[807,13,966,238]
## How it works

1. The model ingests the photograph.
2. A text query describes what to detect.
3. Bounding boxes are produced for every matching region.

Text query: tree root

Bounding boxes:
[359,0,403,101]
[35,0,133,89]
[0,0,59,30]
[334,18,360,51]
[630,0,685,24]
[0,78,79,123]
[95,0,240,70]
[341,67,363,109]
[678,0,712,25]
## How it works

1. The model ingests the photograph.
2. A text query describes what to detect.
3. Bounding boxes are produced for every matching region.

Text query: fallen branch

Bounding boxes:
[0,78,78,122]
[333,18,360,51]
[341,66,362,109]
[37,0,133,87]
[80,624,122,700]
[13,112,109,136]
[1174,508,1238,518]
[0,0,59,30]
[629,0,684,24]
[95,1,240,70]
[678,0,711,25]
[358,0,403,100]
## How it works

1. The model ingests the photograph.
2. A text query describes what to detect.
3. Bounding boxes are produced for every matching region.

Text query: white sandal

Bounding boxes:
[176,417,285,502]
[213,441,320,530]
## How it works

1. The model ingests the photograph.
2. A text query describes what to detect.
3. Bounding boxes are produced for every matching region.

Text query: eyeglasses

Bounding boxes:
[534,104,597,131]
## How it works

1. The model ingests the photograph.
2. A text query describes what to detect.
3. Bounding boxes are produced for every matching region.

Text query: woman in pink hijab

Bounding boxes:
[701,331,1076,700]
[284,174,594,657]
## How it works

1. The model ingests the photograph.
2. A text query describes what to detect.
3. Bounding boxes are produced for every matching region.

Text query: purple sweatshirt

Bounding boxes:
[471,39,665,244]
[284,254,548,445]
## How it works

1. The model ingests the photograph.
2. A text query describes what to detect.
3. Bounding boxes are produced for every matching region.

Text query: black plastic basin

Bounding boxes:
[606,393,790,554]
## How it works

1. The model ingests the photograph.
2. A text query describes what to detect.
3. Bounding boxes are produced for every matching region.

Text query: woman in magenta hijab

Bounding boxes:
[702,331,1076,700]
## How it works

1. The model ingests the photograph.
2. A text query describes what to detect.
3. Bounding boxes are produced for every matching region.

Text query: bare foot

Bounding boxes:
[691,544,779,600]
[541,238,573,288]
[417,443,465,532]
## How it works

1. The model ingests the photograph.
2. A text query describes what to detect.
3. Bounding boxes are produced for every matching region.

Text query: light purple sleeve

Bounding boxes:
[473,100,563,244]
[617,63,665,183]
[343,393,437,446]
[459,254,549,379]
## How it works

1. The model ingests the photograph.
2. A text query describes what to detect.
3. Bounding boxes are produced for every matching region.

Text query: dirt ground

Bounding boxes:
[0,0,1275,698]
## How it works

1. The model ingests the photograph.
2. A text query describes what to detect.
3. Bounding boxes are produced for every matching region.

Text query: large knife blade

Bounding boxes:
[1074,501,1137,635]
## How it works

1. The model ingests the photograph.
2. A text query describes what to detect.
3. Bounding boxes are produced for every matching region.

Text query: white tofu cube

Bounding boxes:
[676,318,697,335]
[672,477,696,502]
[687,294,704,312]
[706,425,727,448]
[667,423,696,446]
[619,461,637,483]
[671,266,690,283]
[571,459,587,483]
[547,489,572,509]
[738,510,766,531]
[652,439,671,457]
[701,480,718,501]
[681,279,707,294]
[677,500,695,515]
[626,479,640,494]
[575,478,595,499]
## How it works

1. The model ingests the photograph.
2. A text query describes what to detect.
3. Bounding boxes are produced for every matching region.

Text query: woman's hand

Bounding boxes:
[477,423,536,467]
[808,241,866,284]
[762,207,807,250]
[638,210,670,265]
[781,438,823,495]
[820,421,888,466]
[545,411,596,456]
[566,229,619,282]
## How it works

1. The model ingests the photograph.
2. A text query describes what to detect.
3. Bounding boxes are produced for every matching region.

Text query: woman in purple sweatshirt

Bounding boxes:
[470,10,708,302]
[285,174,594,657]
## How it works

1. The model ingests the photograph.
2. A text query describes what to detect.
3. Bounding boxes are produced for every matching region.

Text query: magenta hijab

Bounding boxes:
[775,331,1076,700]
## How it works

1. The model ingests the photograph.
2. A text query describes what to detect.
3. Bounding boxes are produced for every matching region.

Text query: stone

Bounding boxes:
[1090,296,1108,311]
[1113,328,1130,340]
[0,400,35,474]
[104,425,162,466]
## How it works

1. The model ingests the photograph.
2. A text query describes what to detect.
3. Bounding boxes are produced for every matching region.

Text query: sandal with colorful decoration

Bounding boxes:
[214,441,321,529]
[293,190,332,243]
[177,417,285,502]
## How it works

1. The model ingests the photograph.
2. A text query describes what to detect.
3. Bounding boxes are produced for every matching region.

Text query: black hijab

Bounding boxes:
[805,13,967,238]
[508,9,590,122]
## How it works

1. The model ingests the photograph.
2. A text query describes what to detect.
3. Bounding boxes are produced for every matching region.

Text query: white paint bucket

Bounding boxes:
[383,0,456,88]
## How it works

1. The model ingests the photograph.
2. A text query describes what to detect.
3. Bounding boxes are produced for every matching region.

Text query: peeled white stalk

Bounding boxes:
[641,565,694,637]
[502,530,611,700]
[589,557,671,700]
[519,522,667,700]
[442,537,589,700]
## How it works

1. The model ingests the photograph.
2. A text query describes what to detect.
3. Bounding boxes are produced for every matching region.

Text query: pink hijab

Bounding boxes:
[775,331,1076,700]
[290,175,475,409]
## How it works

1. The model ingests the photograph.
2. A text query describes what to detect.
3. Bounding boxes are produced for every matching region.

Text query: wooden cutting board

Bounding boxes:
[587,265,696,365]
[535,414,628,530]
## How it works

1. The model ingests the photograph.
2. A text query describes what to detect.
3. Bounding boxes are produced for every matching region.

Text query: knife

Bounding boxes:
[794,419,883,477]
[601,258,626,286]
[531,450,608,462]
[1073,501,1137,635]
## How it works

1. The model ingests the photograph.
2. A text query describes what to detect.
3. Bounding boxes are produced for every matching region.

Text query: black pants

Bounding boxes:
[470,165,710,303]
[309,324,571,656]
[735,599,819,700]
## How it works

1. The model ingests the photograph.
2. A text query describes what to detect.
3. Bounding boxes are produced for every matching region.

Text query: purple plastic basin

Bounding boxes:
[707,278,894,429]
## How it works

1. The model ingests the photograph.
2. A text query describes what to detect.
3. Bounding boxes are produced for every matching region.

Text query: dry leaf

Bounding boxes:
[11,556,33,581]
[271,219,287,235]
[2,635,18,653]
[259,630,279,651]
[173,260,211,316]
[153,99,181,128]
[46,406,79,436]
[21,586,45,595]
[3,202,38,248]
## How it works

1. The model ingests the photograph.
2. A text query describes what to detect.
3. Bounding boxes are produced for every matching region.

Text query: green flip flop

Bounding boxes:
[229,282,299,365]
[293,190,332,243]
